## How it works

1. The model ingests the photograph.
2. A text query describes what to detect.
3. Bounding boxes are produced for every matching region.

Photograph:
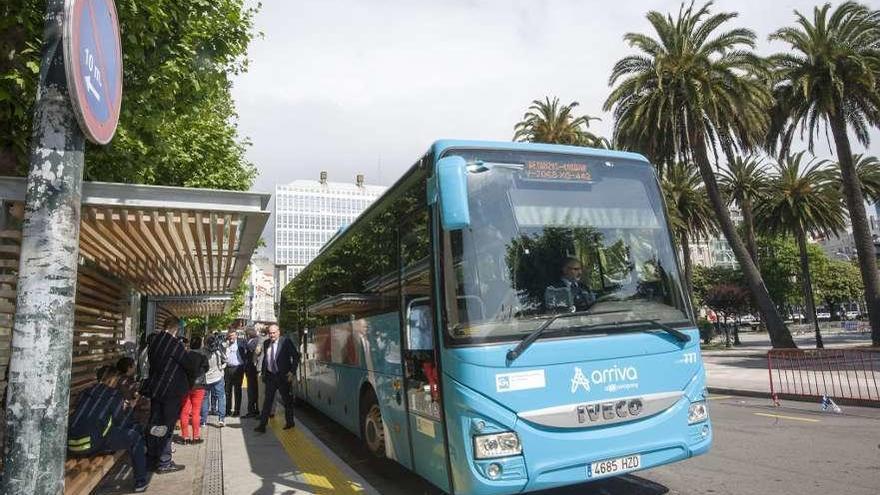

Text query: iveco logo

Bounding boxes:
[576,398,644,424]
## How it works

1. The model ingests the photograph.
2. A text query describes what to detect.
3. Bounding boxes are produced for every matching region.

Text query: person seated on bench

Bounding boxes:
[68,365,149,493]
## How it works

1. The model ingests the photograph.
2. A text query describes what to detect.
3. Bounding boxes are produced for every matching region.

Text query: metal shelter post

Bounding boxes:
[2,0,85,492]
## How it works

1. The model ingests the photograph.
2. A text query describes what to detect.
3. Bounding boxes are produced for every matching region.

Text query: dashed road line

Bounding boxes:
[753,412,820,423]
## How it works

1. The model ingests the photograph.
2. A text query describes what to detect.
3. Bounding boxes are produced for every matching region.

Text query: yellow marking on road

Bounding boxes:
[753,412,820,423]
[707,395,733,400]
[270,416,365,494]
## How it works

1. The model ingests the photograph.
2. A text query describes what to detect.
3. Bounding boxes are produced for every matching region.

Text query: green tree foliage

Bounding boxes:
[703,284,752,322]
[513,97,610,148]
[815,260,863,318]
[0,0,258,190]
[831,154,880,203]
[757,235,830,311]
[719,155,768,263]
[756,153,845,346]
[605,1,795,348]
[767,2,880,346]
[692,265,744,304]
[184,266,251,335]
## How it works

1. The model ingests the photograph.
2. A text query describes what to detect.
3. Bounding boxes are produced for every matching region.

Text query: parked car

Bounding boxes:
[816,312,831,321]
[845,310,860,320]
[738,314,759,327]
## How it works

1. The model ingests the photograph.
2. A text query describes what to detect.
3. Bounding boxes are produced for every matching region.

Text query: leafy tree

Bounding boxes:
[703,283,752,347]
[692,265,744,304]
[1,0,258,190]
[831,154,880,203]
[815,259,863,320]
[755,153,845,347]
[605,1,795,347]
[513,97,610,148]
[661,161,716,307]
[767,2,880,346]
[184,266,251,334]
[719,155,769,263]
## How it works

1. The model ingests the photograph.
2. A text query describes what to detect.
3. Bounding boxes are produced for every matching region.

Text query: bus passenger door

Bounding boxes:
[403,296,451,493]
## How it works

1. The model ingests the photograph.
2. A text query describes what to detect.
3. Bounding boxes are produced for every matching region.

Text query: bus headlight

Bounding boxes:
[473,432,522,459]
[688,401,708,424]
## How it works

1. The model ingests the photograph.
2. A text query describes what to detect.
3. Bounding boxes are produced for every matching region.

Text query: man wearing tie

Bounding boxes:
[254,323,300,433]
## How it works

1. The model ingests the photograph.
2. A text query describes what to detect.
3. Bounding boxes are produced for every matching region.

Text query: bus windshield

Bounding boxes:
[442,149,690,344]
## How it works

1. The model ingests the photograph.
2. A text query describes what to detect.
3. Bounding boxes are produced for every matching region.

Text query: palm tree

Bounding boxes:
[604,1,796,347]
[719,156,769,263]
[767,2,880,347]
[513,97,610,148]
[830,154,880,203]
[755,153,846,348]
[662,161,717,307]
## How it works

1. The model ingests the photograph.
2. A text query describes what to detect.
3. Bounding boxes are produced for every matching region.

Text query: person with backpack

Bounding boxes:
[179,336,210,444]
[199,333,227,427]
[68,366,148,493]
[142,317,189,474]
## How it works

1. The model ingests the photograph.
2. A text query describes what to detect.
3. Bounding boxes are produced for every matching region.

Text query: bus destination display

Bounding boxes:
[525,161,592,182]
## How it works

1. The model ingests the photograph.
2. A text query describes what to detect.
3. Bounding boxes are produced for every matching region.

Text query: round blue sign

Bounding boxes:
[63,0,122,145]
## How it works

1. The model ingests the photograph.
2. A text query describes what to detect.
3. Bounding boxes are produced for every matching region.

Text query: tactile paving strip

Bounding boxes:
[202,427,224,495]
[269,417,366,494]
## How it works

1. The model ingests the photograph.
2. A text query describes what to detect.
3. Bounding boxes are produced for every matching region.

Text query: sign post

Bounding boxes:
[1,0,121,492]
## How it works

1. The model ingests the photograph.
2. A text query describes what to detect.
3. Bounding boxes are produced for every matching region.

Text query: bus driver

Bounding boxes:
[545,257,596,312]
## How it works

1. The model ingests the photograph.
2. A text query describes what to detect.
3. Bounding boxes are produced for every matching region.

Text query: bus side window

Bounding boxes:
[406,297,433,352]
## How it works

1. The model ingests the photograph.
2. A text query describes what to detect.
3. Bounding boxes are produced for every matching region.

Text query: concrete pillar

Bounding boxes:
[1,1,86,492]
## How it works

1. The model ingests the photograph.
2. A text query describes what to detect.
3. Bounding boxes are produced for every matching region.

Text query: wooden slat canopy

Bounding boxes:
[0,178,270,301]
[156,296,231,319]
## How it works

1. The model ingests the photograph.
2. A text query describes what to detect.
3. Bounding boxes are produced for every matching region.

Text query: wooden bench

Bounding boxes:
[64,451,124,495]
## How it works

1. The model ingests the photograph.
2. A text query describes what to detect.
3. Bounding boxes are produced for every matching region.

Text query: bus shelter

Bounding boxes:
[0,177,270,484]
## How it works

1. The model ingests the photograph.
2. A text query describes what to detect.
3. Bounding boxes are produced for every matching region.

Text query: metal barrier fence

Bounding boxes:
[767,349,880,405]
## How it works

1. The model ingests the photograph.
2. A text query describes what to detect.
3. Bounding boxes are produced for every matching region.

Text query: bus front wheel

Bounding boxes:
[361,391,386,458]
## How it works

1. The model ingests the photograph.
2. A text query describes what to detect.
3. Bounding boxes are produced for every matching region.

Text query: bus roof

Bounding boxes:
[431,139,651,164]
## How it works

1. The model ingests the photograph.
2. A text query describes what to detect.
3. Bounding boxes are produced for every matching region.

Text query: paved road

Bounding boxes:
[296,395,880,495]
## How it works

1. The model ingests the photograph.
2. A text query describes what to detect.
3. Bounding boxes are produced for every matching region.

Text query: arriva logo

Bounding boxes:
[570,365,640,394]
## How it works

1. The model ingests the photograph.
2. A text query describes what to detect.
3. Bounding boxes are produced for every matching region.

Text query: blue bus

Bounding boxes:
[284,140,712,494]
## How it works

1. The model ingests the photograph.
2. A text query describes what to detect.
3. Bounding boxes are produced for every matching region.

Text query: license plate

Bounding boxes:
[587,454,641,479]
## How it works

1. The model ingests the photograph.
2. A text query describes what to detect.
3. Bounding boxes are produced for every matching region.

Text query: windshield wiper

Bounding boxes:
[506,316,690,363]
[589,319,691,343]
[506,310,593,363]
[505,309,631,363]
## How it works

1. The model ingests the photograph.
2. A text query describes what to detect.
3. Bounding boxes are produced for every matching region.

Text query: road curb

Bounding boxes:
[707,387,880,409]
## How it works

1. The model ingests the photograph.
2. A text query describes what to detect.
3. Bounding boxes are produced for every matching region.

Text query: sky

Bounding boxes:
[231,0,880,254]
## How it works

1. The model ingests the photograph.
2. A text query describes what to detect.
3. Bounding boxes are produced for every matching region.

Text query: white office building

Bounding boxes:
[274,172,386,296]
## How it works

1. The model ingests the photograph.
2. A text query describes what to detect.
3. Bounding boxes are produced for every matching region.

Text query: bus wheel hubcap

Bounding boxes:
[365,405,384,453]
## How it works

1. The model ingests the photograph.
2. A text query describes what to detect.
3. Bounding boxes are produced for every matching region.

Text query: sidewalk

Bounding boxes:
[92,386,378,495]
[702,329,878,402]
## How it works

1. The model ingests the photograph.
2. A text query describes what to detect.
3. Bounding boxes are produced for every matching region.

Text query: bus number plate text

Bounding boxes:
[587,454,641,479]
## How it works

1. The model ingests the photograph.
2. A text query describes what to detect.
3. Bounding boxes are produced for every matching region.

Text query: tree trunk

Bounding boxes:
[690,131,796,348]
[742,196,759,264]
[1,0,85,492]
[680,230,696,312]
[829,112,880,347]
[796,226,823,348]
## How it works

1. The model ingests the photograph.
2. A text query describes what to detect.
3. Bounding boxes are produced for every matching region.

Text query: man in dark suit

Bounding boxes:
[254,323,300,433]
[143,317,189,473]
[243,327,263,418]
[546,257,596,312]
[223,328,251,417]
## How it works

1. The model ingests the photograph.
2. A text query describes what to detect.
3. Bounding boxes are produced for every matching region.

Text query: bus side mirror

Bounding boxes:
[436,156,470,230]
